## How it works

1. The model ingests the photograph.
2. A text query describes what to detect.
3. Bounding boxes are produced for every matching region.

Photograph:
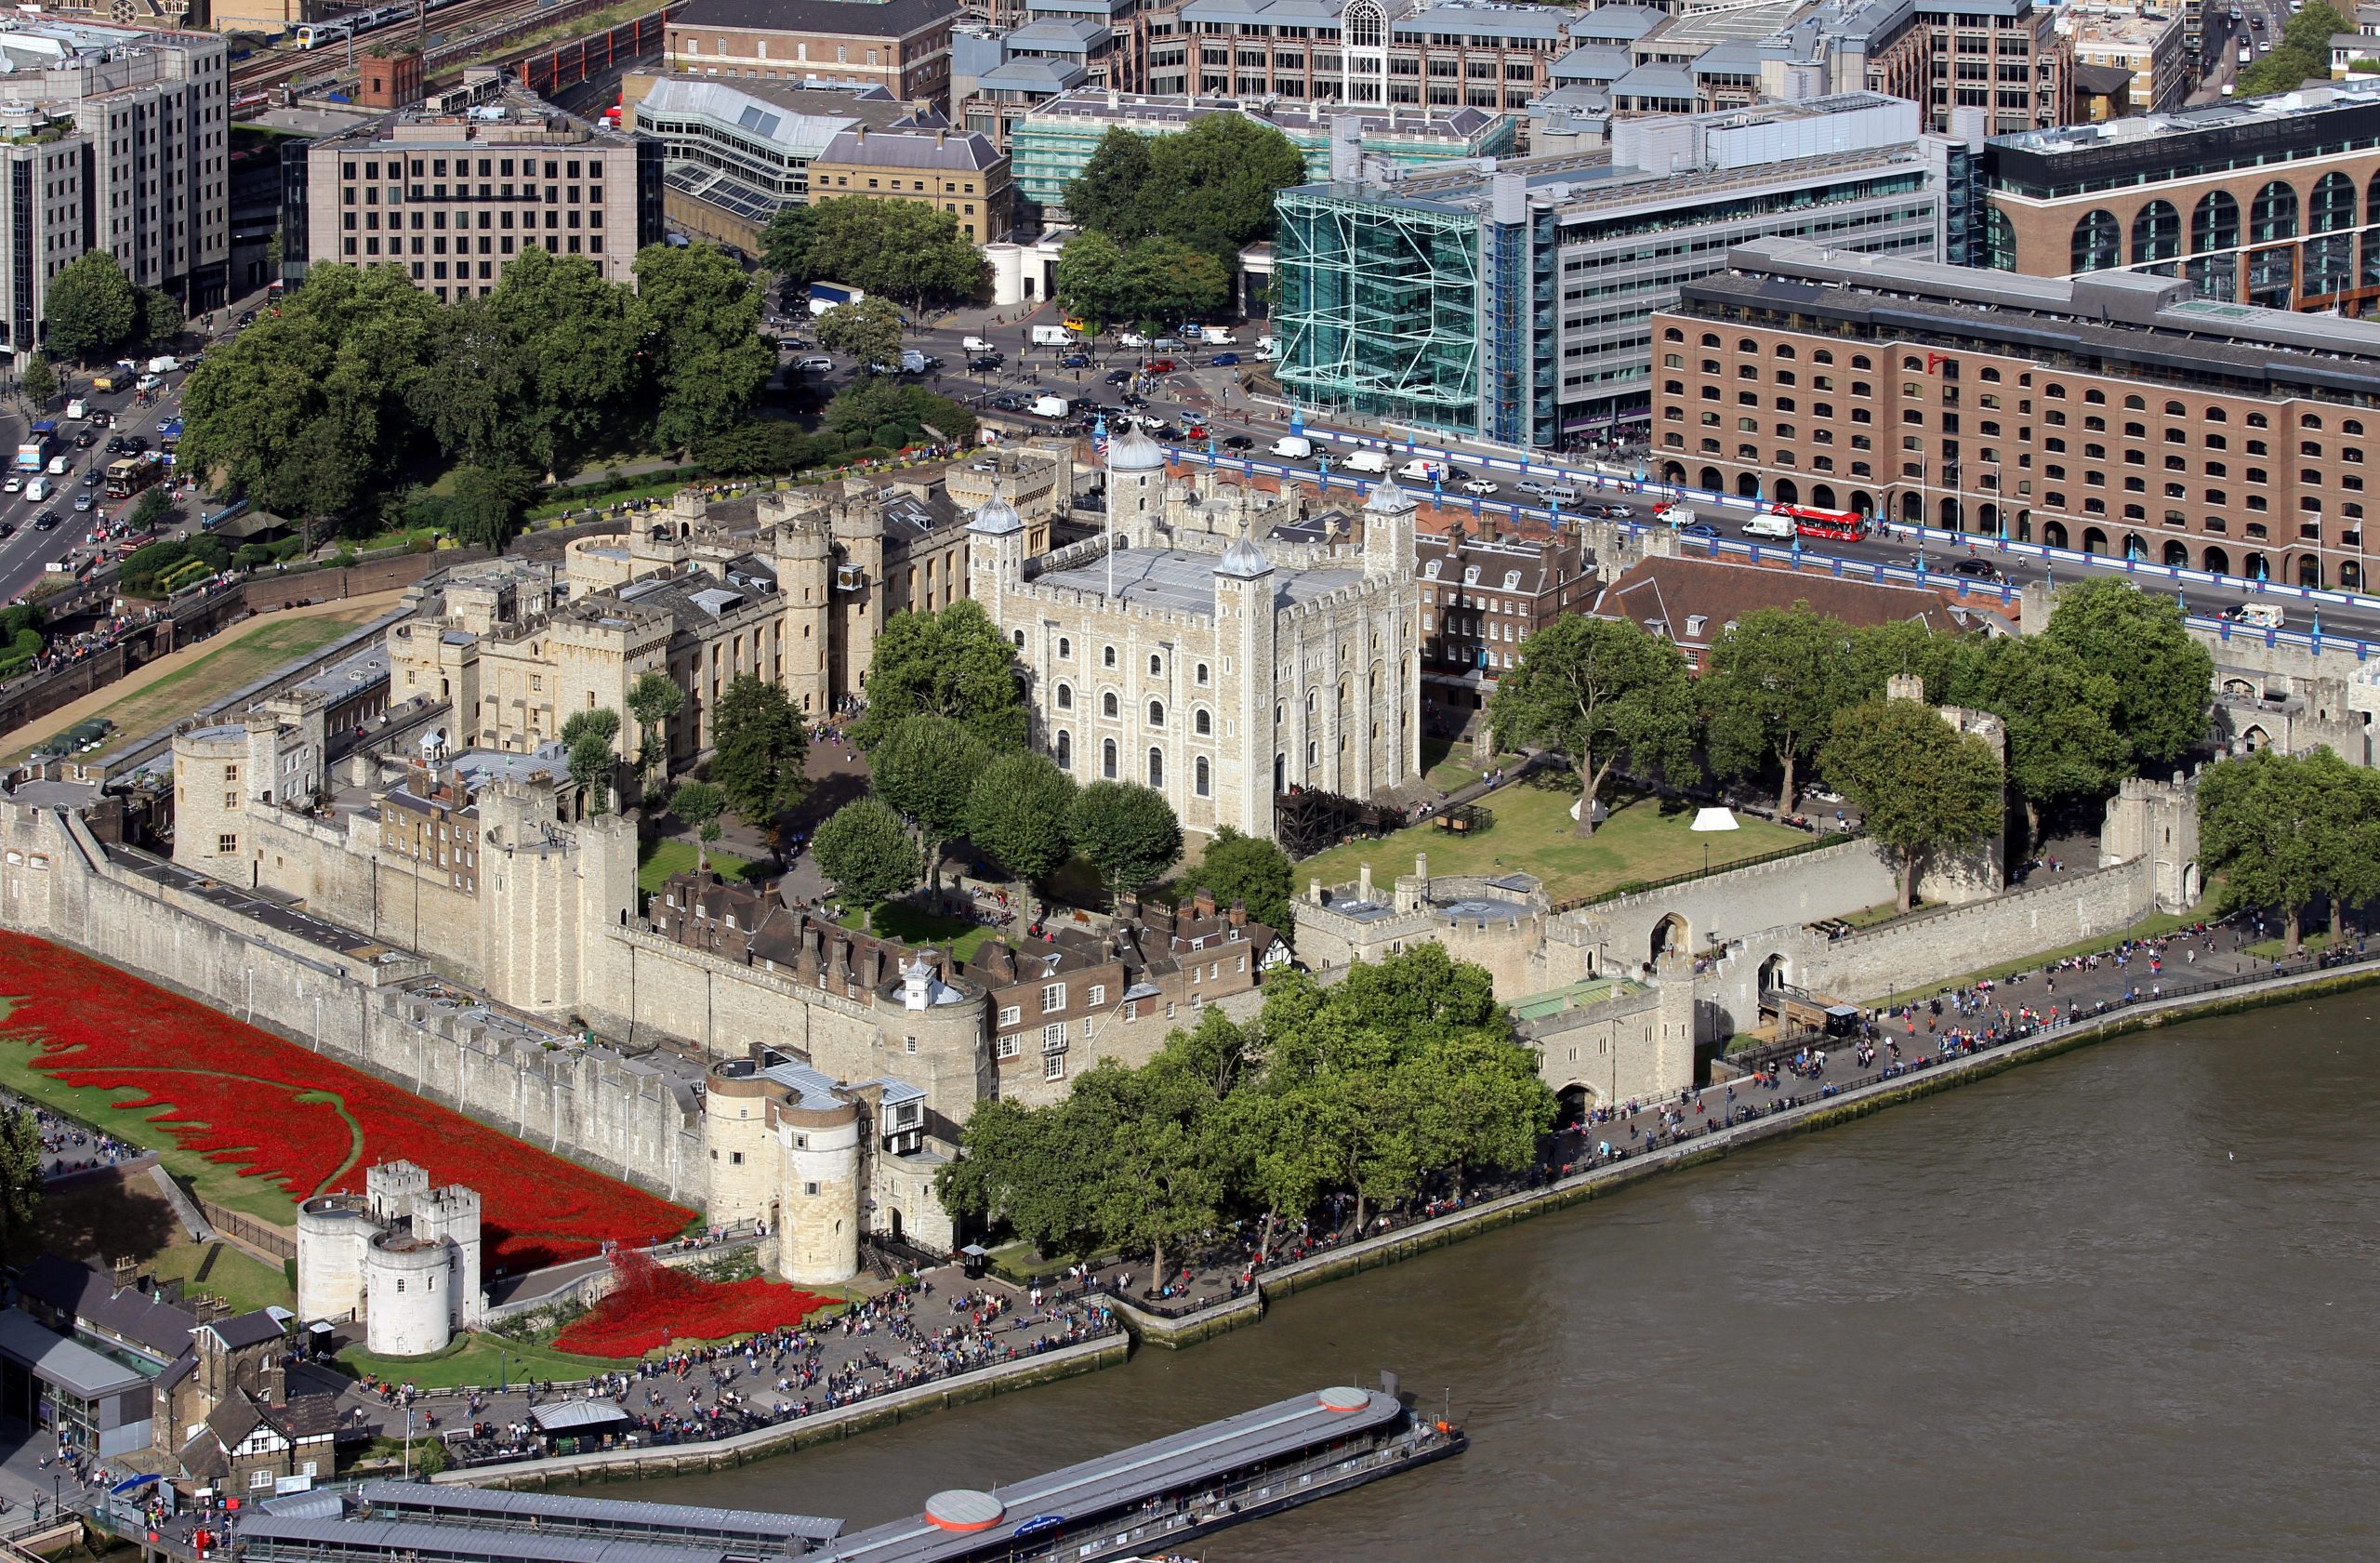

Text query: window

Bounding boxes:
[1039,982,1066,1013]
[1102,691,1118,718]
[1103,644,1117,667]
[1148,748,1164,788]
[1147,699,1165,726]
[1044,1053,1066,1081]
[218,833,237,854]
[996,1035,1020,1059]
[1058,636,1072,657]
[1041,1022,1066,1053]
[998,1005,1020,1027]
[1056,683,1072,710]
[250,1470,274,1490]
[1087,984,1107,1007]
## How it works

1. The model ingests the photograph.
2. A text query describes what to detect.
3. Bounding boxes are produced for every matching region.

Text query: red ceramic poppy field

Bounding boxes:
[0,934,695,1272]
[555,1251,837,1358]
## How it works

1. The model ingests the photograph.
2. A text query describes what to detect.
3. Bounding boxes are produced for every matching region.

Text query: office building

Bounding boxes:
[1980,79,2380,312]
[1274,93,1963,450]
[1651,237,2380,591]
[810,120,1013,241]
[2057,4,2188,115]
[665,0,961,104]
[0,19,231,347]
[298,86,662,299]
[1010,88,1512,215]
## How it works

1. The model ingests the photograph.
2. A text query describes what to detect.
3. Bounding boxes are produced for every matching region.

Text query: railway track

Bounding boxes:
[228,0,561,98]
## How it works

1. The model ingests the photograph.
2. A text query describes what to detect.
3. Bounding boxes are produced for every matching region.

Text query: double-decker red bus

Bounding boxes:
[1775,503,1869,542]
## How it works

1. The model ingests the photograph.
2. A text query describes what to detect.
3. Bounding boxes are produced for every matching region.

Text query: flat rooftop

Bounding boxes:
[1034,546,1363,616]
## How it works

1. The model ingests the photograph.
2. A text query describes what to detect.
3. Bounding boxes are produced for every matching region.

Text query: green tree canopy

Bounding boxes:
[803,197,985,315]
[2198,746,2380,951]
[1064,116,1306,259]
[668,780,727,872]
[1068,780,1182,901]
[443,464,536,551]
[138,287,185,349]
[632,242,774,452]
[1699,603,1860,815]
[853,600,1027,750]
[2238,1,2347,94]
[1063,127,1160,244]
[812,796,924,922]
[813,294,906,375]
[760,202,817,285]
[709,673,810,829]
[822,376,976,448]
[2039,576,2213,767]
[870,713,992,889]
[1819,697,2006,913]
[19,352,54,412]
[1179,824,1293,935]
[45,250,139,361]
[965,749,1078,894]
[627,670,686,792]
[1489,615,1699,835]
[0,1107,39,1253]
[1967,635,2133,849]
[1055,232,1228,331]
[130,484,173,533]
[486,247,646,472]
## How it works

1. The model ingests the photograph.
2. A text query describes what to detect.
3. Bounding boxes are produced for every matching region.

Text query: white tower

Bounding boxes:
[1106,424,1168,547]
[966,493,1026,628]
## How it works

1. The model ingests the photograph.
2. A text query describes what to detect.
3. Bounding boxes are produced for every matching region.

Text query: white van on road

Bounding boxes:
[1741,512,1797,538]
[1344,449,1389,475]
[1271,435,1314,459]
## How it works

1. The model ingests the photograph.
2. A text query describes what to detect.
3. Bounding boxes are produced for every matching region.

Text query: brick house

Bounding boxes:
[1588,553,2008,672]
[666,0,960,104]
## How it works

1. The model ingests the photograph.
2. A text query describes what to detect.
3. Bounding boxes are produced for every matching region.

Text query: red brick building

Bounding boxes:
[666,0,959,103]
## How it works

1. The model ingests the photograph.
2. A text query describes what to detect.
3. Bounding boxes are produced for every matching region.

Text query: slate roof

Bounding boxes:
[18,1254,197,1359]
[1591,555,1997,651]
[201,1310,287,1352]
[672,0,959,37]
[816,126,1003,172]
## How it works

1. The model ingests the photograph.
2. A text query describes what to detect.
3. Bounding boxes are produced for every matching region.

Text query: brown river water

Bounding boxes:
[617,993,2380,1560]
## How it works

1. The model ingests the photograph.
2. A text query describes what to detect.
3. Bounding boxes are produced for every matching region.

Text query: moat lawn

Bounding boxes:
[10,1161,296,1314]
[1295,780,1807,906]
[337,1331,627,1390]
[637,836,760,897]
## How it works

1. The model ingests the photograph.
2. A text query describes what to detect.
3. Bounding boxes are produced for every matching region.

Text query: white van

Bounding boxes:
[1344,449,1390,475]
[2231,603,2286,629]
[1030,325,1077,347]
[46,455,68,476]
[1741,511,1797,539]
[961,336,994,353]
[1395,458,1437,482]
[65,399,86,420]
[25,476,49,503]
[1271,435,1315,459]
[1200,326,1236,345]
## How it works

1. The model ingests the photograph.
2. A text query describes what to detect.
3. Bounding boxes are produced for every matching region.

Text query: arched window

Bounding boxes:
[1057,637,1072,658]
[1054,731,1072,770]
[1148,654,1163,676]
[1146,748,1163,788]
[1984,208,2018,271]
[2312,172,2358,232]
[2131,200,2180,265]
[1012,630,1025,648]
[2251,180,2297,242]
[1194,662,1209,685]
[1701,333,1720,347]
[1146,699,1165,727]
[1102,691,1118,717]
[2070,209,2121,272]
[1102,644,1117,668]
[1101,739,1117,779]
[1194,708,1211,735]
[1055,682,1072,710]
[2192,191,2241,254]
[1195,756,1210,797]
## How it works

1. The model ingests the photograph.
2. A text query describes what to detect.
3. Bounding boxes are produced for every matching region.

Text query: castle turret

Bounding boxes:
[771,501,835,718]
[967,494,1026,632]
[705,1059,779,1229]
[775,1095,862,1286]
[1106,424,1168,548]
[1362,473,1418,578]
[1214,531,1279,838]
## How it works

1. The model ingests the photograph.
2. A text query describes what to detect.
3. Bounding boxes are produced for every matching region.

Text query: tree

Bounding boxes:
[760,202,817,285]
[130,485,173,533]
[1147,114,1308,256]
[487,247,645,473]
[965,750,1078,894]
[1699,603,1859,815]
[822,376,976,450]
[0,1106,39,1253]
[932,1095,1101,1259]
[2239,1,2347,93]
[1967,636,2132,850]
[812,797,924,922]
[1064,128,1160,244]
[803,198,985,315]
[631,242,774,452]
[1180,824,1293,934]
[709,673,810,829]
[1068,780,1182,901]
[1055,232,1226,333]
[2039,576,2213,768]
[137,287,186,350]
[870,713,992,890]
[2198,747,2380,951]
[1819,698,2006,913]
[19,352,54,412]
[667,781,726,872]
[1845,618,1983,709]
[1081,1055,1225,1288]
[813,294,906,375]
[1052,231,1131,329]
[1402,1032,1554,1199]
[1488,615,1699,835]
[853,600,1027,750]
[626,670,685,793]
[443,464,535,551]
[45,250,138,361]
[562,708,622,815]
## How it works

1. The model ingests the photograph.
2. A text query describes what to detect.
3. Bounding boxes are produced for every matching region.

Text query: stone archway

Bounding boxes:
[2083,527,2108,556]
[1664,460,1687,485]
[2043,521,2069,549]
[2204,545,2229,575]
[1737,473,1760,498]
[1849,489,1873,517]
[1699,466,1722,491]
[1759,953,1790,992]
[1649,912,1690,965]
[1773,478,1800,506]
[1813,484,1837,510]
[2242,724,2273,751]
[1555,1084,1590,1130]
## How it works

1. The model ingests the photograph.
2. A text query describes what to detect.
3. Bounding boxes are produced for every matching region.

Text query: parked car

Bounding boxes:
[237,309,258,325]
[967,355,1005,372]
[1118,331,1149,348]
[988,393,1026,410]
[1210,352,1241,366]
[790,354,834,373]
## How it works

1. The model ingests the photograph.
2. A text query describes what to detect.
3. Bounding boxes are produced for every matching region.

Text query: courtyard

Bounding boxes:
[1297,778,1811,906]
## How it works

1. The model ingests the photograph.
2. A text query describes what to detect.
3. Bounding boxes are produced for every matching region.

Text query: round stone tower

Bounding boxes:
[363,1237,453,1357]
[705,1058,780,1229]
[774,1096,861,1286]
[294,1196,370,1323]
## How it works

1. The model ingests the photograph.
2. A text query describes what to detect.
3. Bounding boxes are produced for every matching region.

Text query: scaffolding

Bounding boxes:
[1275,188,1488,436]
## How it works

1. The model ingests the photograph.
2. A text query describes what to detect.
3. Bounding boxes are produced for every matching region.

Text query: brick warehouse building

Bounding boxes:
[1652,238,2380,592]
[1980,79,2380,313]
[665,0,960,103]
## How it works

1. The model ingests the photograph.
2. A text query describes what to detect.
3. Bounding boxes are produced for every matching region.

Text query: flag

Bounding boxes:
[1926,352,1944,374]
[1092,416,1108,456]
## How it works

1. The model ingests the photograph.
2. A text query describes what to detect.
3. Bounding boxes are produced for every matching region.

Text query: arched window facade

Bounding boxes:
[1147,700,1165,727]
[2131,200,2180,267]
[2070,209,2121,272]
[1195,757,1210,797]
[1101,691,1118,717]
[1194,708,1211,735]
[1146,748,1163,788]
[2189,192,2241,301]
[2308,172,2360,298]
[2251,180,2297,242]
[1054,731,1071,769]
[1101,739,1117,779]
[1055,682,1072,709]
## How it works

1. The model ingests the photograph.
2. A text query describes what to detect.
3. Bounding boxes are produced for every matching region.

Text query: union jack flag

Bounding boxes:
[1092,416,1109,455]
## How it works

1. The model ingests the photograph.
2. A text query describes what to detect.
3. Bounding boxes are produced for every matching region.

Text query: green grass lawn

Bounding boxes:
[2,604,387,765]
[0,1030,300,1225]
[2246,929,2341,960]
[1297,785,1807,906]
[338,1331,627,1389]
[839,902,998,962]
[146,1239,294,1315]
[637,836,759,897]
[1417,735,1521,796]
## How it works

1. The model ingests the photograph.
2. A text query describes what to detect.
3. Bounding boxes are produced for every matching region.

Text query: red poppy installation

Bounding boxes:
[0,934,695,1272]
[554,1250,837,1358]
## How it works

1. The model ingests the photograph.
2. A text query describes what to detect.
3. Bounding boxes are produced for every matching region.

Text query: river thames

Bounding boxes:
[623,993,2380,1560]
